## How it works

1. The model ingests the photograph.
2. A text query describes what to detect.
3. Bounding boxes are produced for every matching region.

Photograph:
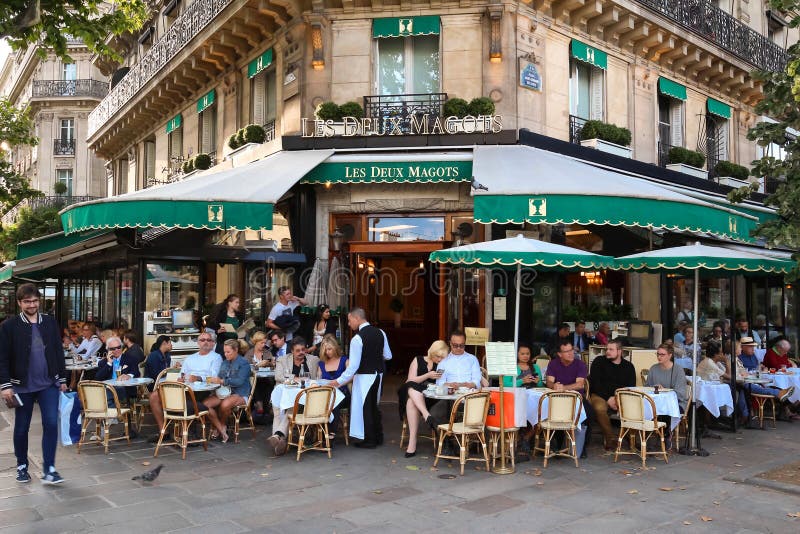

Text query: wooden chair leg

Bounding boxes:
[660,429,669,463]
[400,417,407,449]
[296,424,305,462]
[639,430,646,468]
[433,430,445,467]
[543,429,551,468]
[324,423,332,458]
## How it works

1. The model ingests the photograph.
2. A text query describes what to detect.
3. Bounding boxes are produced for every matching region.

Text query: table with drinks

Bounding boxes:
[103,377,154,388]
[270,379,346,412]
[763,368,800,403]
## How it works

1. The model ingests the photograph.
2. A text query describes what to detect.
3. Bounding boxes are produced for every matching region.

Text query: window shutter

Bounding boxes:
[201,110,212,153]
[253,74,265,125]
[717,119,729,161]
[145,141,155,179]
[266,71,277,121]
[590,67,604,121]
[170,129,183,160]
[670,101,684,147]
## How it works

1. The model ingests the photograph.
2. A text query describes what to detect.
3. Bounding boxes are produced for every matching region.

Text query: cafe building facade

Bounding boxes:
[3,1,797,366]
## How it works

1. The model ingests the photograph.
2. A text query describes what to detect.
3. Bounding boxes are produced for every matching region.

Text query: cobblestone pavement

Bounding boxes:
[1,386,799,534]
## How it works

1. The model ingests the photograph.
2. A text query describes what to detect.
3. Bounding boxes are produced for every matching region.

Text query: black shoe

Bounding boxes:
[16,466,31,483]
[425,415,438,430]
[41,470,64,485]
[354,441,377,449]
[148,434,161,444]
[404,451,416,458]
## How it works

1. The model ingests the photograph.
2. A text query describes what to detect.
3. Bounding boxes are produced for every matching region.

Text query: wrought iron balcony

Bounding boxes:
[635,0,787,72]
[32,79,108,98]
[263,120,276,143]
[657,141,675,168]
[53,138,76,156]
[569,115,587,144]
[2,195,99,226]
[88,0,232,138]
[363,93,447,134]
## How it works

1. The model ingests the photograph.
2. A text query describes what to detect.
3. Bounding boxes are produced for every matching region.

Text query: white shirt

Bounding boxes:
[337,323,392,385]
[72,336,102,360]
[268,301,299,340]
[437,351,482,388]
[181,351,222,380]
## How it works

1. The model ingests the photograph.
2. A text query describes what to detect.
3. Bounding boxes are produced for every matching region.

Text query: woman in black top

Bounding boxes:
[398,340,449,458]
[207,294,245,355]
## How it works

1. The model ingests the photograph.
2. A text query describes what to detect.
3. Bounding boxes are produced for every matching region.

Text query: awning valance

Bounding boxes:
[301,154,472,184]
[707,97,732,119]
[13,231,119,275]
[197,89,216,113]
[0,263,13,283]
[247,49,273,78]
[17,230,109,260]
[471,145,759,243]
[658,77,687,101]
[165,114,182,134]
[372,16,440,38]
[60,150,334,235]
[570,39,607,70]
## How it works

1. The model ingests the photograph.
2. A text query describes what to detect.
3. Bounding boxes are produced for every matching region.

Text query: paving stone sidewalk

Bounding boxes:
[1,394,799,533]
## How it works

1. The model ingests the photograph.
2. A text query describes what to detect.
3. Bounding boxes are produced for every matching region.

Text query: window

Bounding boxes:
[199,104,216,155]
[144,140,156,183]
[375,35,440,95]
[657,95,683,166]
[168,129,183,173]
[60,118,74,141]
[62,63,77,81]
[367,216,444,241]
[251,69,277,127]
[569,59,603,121]
[56,169,73,196]
[705,115,729,171]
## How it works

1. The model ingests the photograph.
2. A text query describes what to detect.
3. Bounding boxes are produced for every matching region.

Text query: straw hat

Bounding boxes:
[739,336,757,346]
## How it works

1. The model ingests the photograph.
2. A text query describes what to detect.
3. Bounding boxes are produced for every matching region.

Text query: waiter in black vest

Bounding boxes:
[334,307,392,448]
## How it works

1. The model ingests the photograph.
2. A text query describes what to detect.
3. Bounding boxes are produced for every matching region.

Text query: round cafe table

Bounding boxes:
[422,389,467,402]
[692,380,734,418]
[103,377,154,388]
[766,372,800,403]
[623,387,682,430]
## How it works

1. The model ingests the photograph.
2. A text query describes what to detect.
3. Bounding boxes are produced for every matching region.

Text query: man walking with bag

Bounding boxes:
[0,284,68,484]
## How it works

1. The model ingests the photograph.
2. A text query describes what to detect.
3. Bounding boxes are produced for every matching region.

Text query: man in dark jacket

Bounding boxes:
[0,284,68,485]
[588,339,636,450]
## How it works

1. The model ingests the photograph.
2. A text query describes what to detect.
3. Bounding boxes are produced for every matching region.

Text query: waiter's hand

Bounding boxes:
[1,388,14,403]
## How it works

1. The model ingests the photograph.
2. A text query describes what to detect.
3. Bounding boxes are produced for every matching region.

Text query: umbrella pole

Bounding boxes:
[682,268,709,457]
[494,264,521,475]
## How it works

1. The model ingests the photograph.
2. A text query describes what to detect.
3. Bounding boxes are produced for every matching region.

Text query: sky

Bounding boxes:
[0,39,10,67]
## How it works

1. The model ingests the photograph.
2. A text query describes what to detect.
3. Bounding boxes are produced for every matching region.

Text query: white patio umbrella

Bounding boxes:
[615,242,794,455]
[304,258,328,306]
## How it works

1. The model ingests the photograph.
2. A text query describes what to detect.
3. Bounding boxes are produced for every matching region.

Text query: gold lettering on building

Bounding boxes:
[301,114,503,137]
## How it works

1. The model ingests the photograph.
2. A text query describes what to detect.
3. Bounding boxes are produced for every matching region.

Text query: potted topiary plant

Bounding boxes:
[227,133,240,150]
[467,97,496,116]
[443,97,469,119]
[389,297,404,328]
[579,120,633,158]
[315,101,346,135]
[235,127,247,147]
[193,153,212,170]
[338,101,364,119]
[242,124,266,144]
[714,160,750,187]
[666,147,707,179]
[53,181,68,196]
[182,158,194,174]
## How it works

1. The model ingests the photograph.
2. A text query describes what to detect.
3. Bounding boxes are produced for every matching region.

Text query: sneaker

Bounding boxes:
[16,465,31,484]
[274,437,288,456]
[41,470,64,485]
[778,387,795,403]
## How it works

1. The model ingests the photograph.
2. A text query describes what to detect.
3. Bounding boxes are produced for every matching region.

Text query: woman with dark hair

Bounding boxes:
[308,304,337,353]
[207,294,246,355]
[144,335,174,389]
[646,343,688,410]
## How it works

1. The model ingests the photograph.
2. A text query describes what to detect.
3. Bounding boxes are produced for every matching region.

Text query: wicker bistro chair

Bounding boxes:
[229,370,258,443]
[154,382,209,459]
[614,389,669,468]
[751,392,778,430]
[487,425,518,469]
[673,383,693,451]
[287,385,337,461]
[433,391,491,475]
[77,381,132,454]
[533,391,582,468]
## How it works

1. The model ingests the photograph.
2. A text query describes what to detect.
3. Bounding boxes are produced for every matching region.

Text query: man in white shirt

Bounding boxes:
[430,331,482,423]
[70,324,102,360]
[266,287,306,341]
[180,337,223,382]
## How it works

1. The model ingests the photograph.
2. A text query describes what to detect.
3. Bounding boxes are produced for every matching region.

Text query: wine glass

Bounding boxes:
[283,368,292,385]
[299,370,309,388]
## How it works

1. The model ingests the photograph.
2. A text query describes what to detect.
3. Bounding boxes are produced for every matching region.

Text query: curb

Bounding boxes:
[724,474,800,496]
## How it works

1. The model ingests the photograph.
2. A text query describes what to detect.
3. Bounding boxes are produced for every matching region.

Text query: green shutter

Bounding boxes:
[658,77,687,101]
[707,97,731,119]
[247,49,274,78]
[165,114,182,134]
[372,16,440,38]
[570,39,607,70]
[196,89,216,113]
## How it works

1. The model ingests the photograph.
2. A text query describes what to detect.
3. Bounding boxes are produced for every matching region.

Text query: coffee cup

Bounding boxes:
[436,385,447,396]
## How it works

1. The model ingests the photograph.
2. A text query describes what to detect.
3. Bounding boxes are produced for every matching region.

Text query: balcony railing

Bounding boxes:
[658,141,675,168]
[363,93,447,134]
[53,138,76,156]
[88,0,232,138]
[1,195,98,226]
[569,115,587,144]
[32,79,108,99]
[263,120,276,143]
[635,0,787,72]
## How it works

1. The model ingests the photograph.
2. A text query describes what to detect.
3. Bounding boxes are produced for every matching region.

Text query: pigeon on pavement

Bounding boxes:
[132,464,164,482]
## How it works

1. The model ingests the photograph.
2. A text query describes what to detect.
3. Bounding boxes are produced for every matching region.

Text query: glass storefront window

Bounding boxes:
[144,263,200,314]
[367,216,444,241]
[118,269,135,331]
[530,273,558,347]
[0,286,16,322]
[672,277,732,341]
[245,264,267,326]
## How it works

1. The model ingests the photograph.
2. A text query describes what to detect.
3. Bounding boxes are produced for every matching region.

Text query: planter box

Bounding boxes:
[224,142,259,161]
[717,176,750,188]
[666,163,708,180]
[580,138,632,158]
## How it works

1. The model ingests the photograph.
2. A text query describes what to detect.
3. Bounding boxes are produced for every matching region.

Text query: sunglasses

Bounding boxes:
[450,343,466,349]
[107,345,122,351]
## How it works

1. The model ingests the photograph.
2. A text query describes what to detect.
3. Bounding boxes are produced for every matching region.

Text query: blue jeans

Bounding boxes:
[14,385,60,473]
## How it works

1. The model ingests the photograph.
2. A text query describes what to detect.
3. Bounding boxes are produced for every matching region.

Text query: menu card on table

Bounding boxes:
[485,342,517,377]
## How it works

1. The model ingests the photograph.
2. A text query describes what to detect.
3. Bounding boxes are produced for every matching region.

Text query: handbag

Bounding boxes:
[217,386,232,399]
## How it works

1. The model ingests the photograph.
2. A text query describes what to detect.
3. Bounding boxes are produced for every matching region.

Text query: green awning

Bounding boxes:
[471,146,760,243]
[0,263,13,283]
[60,149,334,235]
[615,242,793,273]
[165,114,182,134]
[17,230,109,260]
[570,39,607,70]
[197,89,216,113]
[658,77,687,101]
[707,98,732,119]
[247,49,273,78]
[372,16,440,38]
[301,159,472,184]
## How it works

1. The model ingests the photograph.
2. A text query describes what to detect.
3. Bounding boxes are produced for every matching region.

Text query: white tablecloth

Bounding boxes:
[624,387,682,430]
[524,388,587,427]
[693,381,734,418]
[103,377,153,388]
[270,381,345,412]
[767,373,800,403]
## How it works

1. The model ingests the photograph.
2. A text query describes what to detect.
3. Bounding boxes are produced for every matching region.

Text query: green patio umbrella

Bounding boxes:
[429,234,615,474]
[615,242,795,455]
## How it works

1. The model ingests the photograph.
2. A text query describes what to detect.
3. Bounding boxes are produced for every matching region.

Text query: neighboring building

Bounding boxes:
[6,1,799,362]
[0,38,108,224]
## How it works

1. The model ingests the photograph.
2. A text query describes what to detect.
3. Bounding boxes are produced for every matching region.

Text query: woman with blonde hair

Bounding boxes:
[245,331,274,415]
[317,335,350,439]
[398,340,449,458]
